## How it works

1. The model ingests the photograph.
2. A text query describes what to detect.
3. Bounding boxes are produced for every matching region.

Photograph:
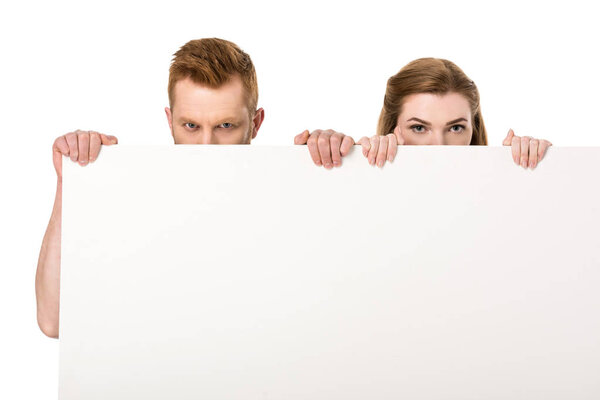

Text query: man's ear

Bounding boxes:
[250,107,265,140]
[165,107,174,138]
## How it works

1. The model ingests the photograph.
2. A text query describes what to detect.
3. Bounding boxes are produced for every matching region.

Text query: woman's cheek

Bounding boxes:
[458,130,473,145]
[404,133,424,145]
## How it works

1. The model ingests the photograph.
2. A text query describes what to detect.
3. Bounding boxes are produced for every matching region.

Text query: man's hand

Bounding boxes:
[294,129,355,168]
[53,130,118,179]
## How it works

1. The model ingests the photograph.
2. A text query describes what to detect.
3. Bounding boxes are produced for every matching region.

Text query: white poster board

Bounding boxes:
[59,146,600,399]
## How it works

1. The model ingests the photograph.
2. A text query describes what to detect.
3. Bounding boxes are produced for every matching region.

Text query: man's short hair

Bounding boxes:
[168,38,258,116]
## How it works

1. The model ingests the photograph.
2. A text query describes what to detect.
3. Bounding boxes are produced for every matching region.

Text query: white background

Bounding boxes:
[1,0,599,398]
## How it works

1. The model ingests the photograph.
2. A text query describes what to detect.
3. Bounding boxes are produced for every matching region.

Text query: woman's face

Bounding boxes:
[396,92,473,145]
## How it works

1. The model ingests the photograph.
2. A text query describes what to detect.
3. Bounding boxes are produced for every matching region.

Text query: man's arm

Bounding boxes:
[36,179,62,338]
[35,130,118,338]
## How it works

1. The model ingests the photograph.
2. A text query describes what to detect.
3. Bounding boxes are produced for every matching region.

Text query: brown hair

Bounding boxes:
[168,38,258,117]
[377,58,487,145]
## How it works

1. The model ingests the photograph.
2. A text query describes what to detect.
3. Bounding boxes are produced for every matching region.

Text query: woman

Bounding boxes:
[295,58,551,169]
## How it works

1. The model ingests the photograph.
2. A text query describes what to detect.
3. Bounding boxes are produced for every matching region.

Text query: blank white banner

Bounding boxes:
[59,146,600,400]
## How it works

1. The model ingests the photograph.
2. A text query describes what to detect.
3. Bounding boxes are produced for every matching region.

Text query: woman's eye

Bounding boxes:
[450,125,465,133]
[185,123,197,129]
[410,125,426,133]
[219,123,233,129]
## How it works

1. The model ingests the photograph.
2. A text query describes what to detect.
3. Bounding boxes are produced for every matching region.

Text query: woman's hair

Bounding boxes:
[377,58,487,145]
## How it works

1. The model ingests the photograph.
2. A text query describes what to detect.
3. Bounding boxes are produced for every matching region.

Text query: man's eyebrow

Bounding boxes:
[176,116,241,124]
[215,117,242,125]
[176,116,198,123]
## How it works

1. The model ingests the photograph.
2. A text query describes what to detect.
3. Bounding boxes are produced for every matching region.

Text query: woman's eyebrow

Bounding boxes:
[407,117,431,125]
[445,118,468,125]
[406,117,468,125]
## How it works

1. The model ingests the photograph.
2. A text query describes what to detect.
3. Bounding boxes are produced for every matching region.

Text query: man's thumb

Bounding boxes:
[294,129,310,145]
[53,148,63,179]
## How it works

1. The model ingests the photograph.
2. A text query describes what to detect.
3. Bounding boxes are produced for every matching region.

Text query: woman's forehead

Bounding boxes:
[399,92,471,122]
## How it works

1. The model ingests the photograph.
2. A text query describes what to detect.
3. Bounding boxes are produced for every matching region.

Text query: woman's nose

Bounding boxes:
[429,131,445,145]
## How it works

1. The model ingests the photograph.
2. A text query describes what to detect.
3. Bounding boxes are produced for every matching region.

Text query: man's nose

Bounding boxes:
[198,130,217,144]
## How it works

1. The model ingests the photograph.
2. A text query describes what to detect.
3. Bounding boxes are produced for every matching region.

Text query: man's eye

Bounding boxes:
[185,123,197,129]
[410,125,426,133]
[219,123,233,129]
[450,125,465,133]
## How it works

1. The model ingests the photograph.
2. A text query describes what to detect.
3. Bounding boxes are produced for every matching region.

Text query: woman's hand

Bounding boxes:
[294,129,355,168]
[357,126,404,168]
[502,129,552,170]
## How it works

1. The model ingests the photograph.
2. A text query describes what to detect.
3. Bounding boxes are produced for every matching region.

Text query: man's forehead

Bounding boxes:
[172,76,249,119]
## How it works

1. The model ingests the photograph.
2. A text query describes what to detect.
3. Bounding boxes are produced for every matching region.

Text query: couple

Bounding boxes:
[36,37,551,339]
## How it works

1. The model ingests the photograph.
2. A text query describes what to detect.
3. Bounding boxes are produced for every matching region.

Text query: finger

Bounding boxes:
[394,125,405,145]
[510,136,520,166]
[78,131,90,165]
[502,128,515,146]
[318,131,334,169]
[387,133,398,162]
[330,133,343,167]
[89,131,102,162]
[99,134,118,145]
[52,136,69,179]
[340,135,355,157]
[65,131,79,162]
[294,129,310,145]
[358,137,370,157]
[376,135,388,168]
[52,136,70,178]
[306,132,322,166]
[520,136,531,168]
[528,139,539,169]
[52,148,63,179]
[368,136,380,166]
[53,135,70,156]
[538,140,551,162]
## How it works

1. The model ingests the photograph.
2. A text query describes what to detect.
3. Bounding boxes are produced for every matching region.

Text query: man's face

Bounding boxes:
[165,75,264,144]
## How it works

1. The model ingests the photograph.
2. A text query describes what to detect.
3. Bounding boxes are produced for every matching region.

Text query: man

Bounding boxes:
[35,38,268,338]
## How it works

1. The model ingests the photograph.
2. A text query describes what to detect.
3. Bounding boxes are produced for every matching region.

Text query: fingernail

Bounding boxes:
[333,161,340,167]
[521,158,527,168]
[325,163,332,169]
